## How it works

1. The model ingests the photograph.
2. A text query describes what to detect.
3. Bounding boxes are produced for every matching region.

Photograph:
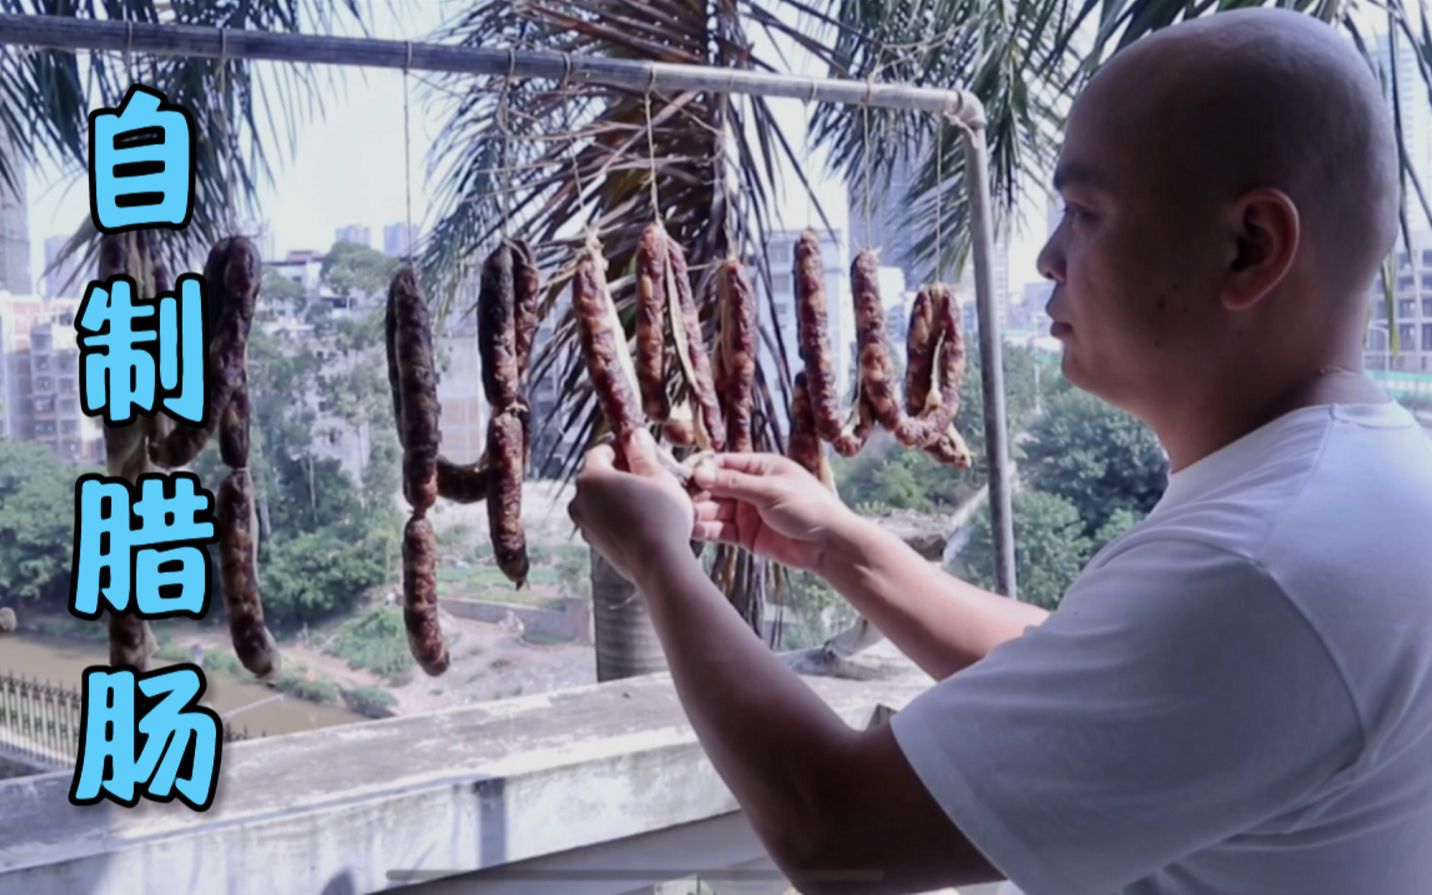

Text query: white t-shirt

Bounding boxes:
[890,400,1432,895]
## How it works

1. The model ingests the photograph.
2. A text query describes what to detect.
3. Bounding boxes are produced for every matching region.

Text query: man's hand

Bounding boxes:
[689,453,859,573]
[569,429,698,585]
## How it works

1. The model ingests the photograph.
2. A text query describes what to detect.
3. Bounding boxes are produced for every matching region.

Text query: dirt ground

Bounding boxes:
[183,609,596,717]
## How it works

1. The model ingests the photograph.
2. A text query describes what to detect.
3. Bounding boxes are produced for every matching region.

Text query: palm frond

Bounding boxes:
[1,0,367,285]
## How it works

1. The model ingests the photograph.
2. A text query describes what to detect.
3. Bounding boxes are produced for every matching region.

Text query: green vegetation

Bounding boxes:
[276,666,342,705]
[344,685,397,718]
[954,392,1165,609]
[954,491,1095,611]
[1022,390,1167,539]
[834,345,1057,512]
[0,439,96,609]
[324,606,413,679]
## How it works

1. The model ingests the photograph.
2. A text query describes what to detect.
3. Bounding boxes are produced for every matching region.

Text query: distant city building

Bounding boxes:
[1367,234,1432,373]
[0,294,102,463]
[1376,31,1432,230]
[848,150,934,288]
[335,224,371,249]
[877,266,911,347]
[0,132,31,296]
[950,237,1011,335]
[383,222,420,258]
[268,249,325,296]
[253,225,278,263]
[435,326,485,466]
[1022,280,1055,332]
[43,235,86,299]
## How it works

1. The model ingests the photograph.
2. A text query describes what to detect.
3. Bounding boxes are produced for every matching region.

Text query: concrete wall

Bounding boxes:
[0,669,928,895]
[444,596,593,644]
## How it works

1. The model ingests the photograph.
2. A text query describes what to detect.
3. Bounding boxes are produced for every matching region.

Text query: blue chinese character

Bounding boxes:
[71,472,218,620]
[78,273,208,426]
[69,665,221,811]
[89,85,195,232]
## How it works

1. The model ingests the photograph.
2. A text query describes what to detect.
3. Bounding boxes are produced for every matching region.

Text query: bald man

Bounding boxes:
[569,8,1432,894]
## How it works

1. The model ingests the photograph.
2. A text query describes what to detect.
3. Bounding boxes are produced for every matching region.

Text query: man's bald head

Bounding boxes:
[1073,8,1399,296]
[1039,8,1401,426]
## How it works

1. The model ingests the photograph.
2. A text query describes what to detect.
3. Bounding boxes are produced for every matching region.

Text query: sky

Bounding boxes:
[21,1,1060,303]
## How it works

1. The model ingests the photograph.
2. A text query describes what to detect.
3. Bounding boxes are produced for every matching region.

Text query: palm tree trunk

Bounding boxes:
[589,548,667,682]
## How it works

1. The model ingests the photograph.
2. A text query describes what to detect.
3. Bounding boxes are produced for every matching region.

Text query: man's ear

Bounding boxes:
[1222,187,1299,312]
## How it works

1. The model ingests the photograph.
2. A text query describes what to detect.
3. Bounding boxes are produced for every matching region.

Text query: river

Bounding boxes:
[0,632,366,738]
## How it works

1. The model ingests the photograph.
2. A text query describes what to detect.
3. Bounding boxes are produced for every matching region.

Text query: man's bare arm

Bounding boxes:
[813,514,1050,680]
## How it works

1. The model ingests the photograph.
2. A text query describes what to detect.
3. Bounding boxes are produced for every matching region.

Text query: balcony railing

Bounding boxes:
[0,657,950,894]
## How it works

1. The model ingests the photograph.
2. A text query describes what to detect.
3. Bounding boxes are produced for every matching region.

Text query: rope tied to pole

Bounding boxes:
[403,40,414,263]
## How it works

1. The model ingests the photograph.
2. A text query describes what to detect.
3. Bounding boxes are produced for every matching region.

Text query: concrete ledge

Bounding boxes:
[443,596,592,644]
[0,670,927,895]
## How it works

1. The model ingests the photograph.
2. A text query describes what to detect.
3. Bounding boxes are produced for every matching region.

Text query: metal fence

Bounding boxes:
[0,670,261,770]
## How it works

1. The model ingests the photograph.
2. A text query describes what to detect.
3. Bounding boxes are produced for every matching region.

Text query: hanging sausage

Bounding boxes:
[787,229,973,471]
[387,266,449,676]
[477,242,531,587]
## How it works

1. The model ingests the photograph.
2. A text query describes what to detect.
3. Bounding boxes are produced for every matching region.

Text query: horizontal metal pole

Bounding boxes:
[0,14,986,127]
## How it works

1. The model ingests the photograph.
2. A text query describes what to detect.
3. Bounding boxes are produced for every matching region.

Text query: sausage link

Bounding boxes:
[391,267,440,512]
[437,456,491,504]
[402,515,450,676]
[219,381,250,469]
[793,230,861,455]
[635,225,671,422]
[895,285,966,449]
[478,244,522,413]
[851,250,902,435]
[666,239,726,451]
[715,259,757,453]
[98,233,155,670]
[787,372,823,479]
[487,410,529,587]
[904,286,937,416]
[385,269,406,449]
[149,237,259,468]
[509,238,541,391]
[572,246,645,440]
[217,468,281,679]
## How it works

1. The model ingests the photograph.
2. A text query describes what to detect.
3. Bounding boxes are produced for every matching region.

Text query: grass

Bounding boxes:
[202,648,244,677]
[344,684,396,718]
[276,666,341,705]
[31,616,109,643]
[521,630,573,646]
[324,606,414,680]
[154,641,194,662]
[435,565,564,595]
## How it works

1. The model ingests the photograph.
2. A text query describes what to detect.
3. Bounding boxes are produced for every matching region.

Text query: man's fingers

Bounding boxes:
[704,452,780,475]
[693,520,740,545]
[691,465,777,502]
[620,428,661,476]
[693,498,736,523]
[581,443,617,476]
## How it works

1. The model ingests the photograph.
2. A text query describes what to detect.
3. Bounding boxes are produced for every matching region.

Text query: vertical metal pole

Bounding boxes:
[962,127,1018,598]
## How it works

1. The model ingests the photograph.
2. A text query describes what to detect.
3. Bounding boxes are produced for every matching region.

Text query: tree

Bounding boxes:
[262,267,307,307]
[1023,390,1168,539]
[834,343,1057,512]
[320,240,398,304]
[956,490,1092,611]
[834,435,970,514]
[1,1,371,277]
[0,439,90,607]
[1091,506,1144,556]
[10,1,1432,675]
[259,521,393,629]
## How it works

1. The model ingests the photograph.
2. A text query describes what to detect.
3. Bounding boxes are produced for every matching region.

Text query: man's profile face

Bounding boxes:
[1036,70,1223,412]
